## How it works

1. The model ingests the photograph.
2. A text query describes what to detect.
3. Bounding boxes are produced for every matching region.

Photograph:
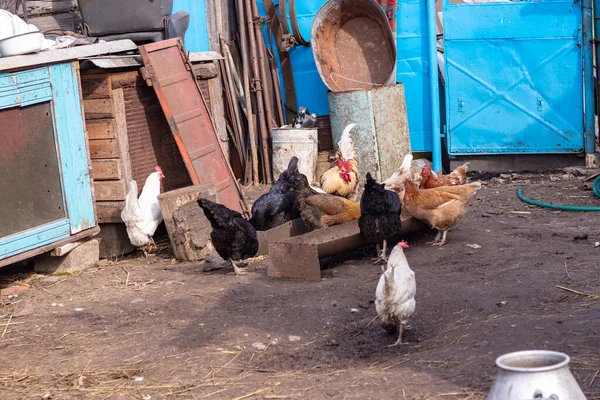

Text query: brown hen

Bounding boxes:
[402,178,481,246]
[420,163,469,189]
[293,173,361,229]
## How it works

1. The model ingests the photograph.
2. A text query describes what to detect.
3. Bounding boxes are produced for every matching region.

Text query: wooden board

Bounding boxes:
[87,120,116,140]
[139,38,246,214]
[112,88,133,184]
[84,99,114,119]
[81,76,112,99]
[95,202,125,223]
[27,0,77,17]
[89,139,119,159]
[111,71,144,89]
[0,40,137,72]
[0,226,100,269]
[94,181,126,201]
[27,12,76,32]
[91,160,122,180]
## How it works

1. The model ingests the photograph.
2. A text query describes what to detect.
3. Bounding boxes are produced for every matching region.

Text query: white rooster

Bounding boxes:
[121,166,165,251]
[375,240,416,346]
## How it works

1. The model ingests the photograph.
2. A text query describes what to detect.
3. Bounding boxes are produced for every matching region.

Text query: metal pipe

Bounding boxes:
[245,0,273,183]
[252,0,276,136]
[586,0,599,166]
[222,43,247,161]
[427,0,442,172]
[236,0,260,185]
[267,47,285,126]
[595,0,600,120]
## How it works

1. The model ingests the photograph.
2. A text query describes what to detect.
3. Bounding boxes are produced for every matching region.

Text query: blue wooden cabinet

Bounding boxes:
[0,62,96,261]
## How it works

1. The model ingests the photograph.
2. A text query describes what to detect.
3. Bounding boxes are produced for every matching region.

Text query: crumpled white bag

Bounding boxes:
[0,9,60,51]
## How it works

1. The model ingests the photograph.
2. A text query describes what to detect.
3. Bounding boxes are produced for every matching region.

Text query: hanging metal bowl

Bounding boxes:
[310,0,397,92]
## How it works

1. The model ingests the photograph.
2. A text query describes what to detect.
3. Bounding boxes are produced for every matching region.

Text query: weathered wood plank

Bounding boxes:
[193,62,218,79]
[189,52,224,62]
[0,40,137,72]
[0,226,100,269]
[86,120,115,139]
[112,88,133,184]
[89,139,119,159]
[111,71,144,89]
[91,160,122,180]
[81,75,112,99]
[27,0,77,17]
[27,12,76,32]
[95,202,125,223]
[94,181,126,201]
[84,98,114,119]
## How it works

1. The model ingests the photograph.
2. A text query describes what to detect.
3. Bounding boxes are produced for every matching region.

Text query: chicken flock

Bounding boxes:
[123,122,482,346]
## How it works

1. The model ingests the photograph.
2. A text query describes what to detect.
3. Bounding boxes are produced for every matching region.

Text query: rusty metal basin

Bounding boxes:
[267,217,427,281]
[311,0,397,92]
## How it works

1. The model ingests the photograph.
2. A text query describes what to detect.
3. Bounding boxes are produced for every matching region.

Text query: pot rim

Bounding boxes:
[496,350,570,373]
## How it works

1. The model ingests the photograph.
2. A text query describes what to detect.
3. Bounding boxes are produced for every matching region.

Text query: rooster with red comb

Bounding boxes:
[319,123,359,200]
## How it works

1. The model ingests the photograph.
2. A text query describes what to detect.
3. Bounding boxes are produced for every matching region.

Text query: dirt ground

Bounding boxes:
[1,172,600,399]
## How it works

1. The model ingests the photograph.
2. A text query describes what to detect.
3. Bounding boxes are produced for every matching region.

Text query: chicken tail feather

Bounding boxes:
[338,123,357,161]
[121,180,142,224]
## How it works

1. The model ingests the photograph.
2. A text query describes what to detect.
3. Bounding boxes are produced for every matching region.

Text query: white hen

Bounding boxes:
[375,240,416,346]
[121,166,165,248]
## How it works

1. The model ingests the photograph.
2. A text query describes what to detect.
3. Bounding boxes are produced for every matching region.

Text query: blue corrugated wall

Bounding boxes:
[173,0,211,52]
[257,0,435,152]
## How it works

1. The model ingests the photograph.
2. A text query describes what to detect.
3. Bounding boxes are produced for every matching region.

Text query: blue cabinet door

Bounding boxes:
[443,0,588,155]
[0,63,95,260]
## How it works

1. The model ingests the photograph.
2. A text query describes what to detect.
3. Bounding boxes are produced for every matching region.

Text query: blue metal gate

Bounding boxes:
[443,0,591,155]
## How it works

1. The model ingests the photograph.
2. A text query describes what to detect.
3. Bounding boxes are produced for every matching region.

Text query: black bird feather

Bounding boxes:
[197,198,258,262]
[358,172,403,245]
[250,156,301,231]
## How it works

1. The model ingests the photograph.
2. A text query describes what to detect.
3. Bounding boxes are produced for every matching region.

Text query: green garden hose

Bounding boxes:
[593,175,600,198]
[518,183,600,211]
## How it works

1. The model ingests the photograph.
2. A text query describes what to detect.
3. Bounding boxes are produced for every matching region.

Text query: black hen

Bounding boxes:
[197,198,259,275]
[250,156,301,231]
[358,172,403,264]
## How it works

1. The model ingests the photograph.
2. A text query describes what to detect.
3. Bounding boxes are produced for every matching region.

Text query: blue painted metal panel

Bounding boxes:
[257,0,436,152]
[396,0,435,153]
[49,63,96,233]
[0,68,52,110]
[173,0,210,52]
[444,0,587,155]
[0,220,70,259]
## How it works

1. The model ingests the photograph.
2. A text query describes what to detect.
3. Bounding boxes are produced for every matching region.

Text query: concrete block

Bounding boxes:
[35,239,100,275]
[97,223,134,259]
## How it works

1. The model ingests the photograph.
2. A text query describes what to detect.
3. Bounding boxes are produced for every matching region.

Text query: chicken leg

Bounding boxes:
[431,230,448,247]
[388,322,408,347]
[373,240,388,265]
[230,259,248,276]
[427,231,443,246]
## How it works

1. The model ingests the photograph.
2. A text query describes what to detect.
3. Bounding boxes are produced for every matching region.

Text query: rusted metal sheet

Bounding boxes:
[267,217,427,280]
[311,0,396,92]
[329,84,411,183]
[138,38,246,213]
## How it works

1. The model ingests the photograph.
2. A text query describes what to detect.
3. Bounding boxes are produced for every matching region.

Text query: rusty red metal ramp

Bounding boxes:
[139,38,246,213]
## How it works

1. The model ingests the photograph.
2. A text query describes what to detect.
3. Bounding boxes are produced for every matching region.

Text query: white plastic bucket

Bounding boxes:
[272,128,319,183]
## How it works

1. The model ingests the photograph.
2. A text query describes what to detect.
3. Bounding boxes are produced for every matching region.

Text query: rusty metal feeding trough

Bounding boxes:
[263,217,427,281]
[311,0,397,92]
